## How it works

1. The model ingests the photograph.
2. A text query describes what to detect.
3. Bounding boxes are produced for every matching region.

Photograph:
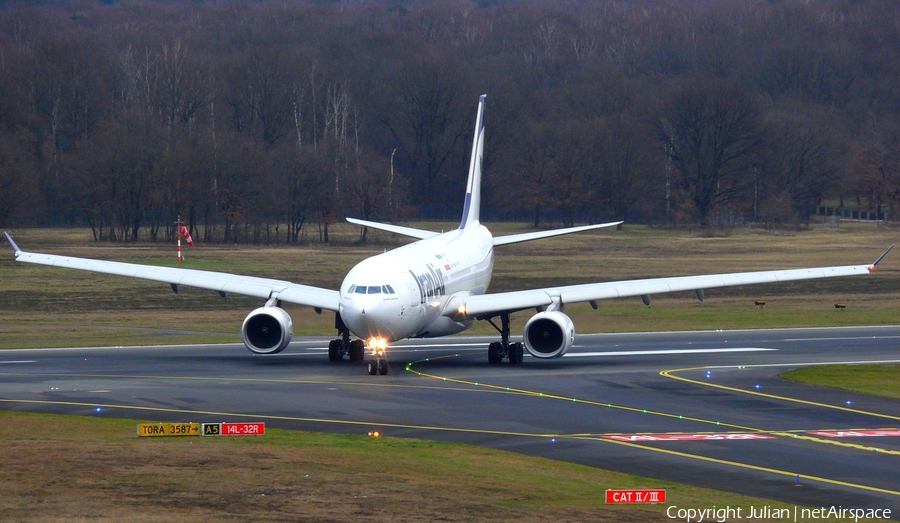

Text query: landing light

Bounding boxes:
[368,430,382,438]
[368,337,389,358]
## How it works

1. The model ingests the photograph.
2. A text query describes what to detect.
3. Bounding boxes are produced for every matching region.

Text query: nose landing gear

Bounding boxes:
[367,338,389,375]
[367,349,389,375]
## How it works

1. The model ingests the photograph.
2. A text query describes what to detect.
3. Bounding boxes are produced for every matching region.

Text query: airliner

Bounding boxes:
[4,95,893,374]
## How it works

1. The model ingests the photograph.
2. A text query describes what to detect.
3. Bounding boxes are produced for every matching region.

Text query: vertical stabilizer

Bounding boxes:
[459,94,486,229]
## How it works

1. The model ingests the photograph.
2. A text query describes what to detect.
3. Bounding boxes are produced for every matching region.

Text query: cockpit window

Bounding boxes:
[350,284,396,295]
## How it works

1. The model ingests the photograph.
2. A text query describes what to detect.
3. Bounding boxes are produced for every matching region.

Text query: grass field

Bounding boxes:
[1,223,898,349]
[0,410,813,522]
[780,364,900,400]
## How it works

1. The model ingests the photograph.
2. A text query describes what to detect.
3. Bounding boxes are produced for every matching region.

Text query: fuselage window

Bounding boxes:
[367,286,382,294]
[354,285,367,294]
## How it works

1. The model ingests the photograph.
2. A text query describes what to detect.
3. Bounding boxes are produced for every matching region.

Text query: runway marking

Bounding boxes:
[404,354,900,496]
[4,395,896,498]
[602,433,776,441]
[704,358,900,370]
[590,427,900,439]
[0,370,526,396]
[405,355,762,432]
[578,436,900,498]
[563,348,775,357]
[0,397,564,440]
[0,361,35,364]
[660,366,900,457]
[783,335,900,342]
[809,430,900,438]
[660,366,900,422]
[5,341,899,500]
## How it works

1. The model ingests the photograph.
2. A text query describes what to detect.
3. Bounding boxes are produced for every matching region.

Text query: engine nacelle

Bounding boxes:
[523,310,575,359]
[242,306,293,354]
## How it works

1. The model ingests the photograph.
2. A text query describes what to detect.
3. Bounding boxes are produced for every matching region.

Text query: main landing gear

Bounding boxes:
[328,314,366,362]
[486,312,524,364]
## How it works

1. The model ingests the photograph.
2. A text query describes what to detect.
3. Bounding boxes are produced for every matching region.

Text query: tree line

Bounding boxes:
[0,0,898,243]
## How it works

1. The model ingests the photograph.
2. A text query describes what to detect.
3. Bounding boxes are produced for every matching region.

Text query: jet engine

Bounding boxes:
[242,306,293,354]
[523,310,575,359]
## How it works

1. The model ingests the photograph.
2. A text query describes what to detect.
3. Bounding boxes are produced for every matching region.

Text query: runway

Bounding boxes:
[1,326,899,513]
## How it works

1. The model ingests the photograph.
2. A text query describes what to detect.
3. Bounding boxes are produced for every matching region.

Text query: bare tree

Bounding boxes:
[758,107,840,221]
[593,113,663,226]
[653,76,762,226]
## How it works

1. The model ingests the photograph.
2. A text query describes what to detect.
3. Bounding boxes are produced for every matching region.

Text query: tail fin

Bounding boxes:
[459,94,486,230]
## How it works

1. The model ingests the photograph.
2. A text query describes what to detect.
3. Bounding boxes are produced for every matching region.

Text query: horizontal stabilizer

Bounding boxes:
[346,218,439,240]
[493,221,622,246]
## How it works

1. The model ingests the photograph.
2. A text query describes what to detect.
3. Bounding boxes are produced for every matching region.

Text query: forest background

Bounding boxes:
[0,0,898,243]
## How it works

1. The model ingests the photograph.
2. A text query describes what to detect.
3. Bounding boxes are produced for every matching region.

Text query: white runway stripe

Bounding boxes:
[563,348,776,358]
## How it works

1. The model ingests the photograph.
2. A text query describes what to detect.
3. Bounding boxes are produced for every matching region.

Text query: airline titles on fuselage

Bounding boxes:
[410,262,446,304]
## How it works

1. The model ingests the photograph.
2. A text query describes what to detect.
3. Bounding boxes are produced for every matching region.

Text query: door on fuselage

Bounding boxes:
[405,272,421,307]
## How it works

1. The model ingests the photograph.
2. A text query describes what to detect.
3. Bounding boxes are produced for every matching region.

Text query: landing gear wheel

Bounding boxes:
[328,339,343,361]
[509,342,524,364]
[368,357,388,375]
[349,339,366,361]
[488,342,502,364]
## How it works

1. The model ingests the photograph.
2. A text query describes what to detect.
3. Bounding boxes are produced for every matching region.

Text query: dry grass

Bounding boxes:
[1,223,899,349]
[0,411,802,523]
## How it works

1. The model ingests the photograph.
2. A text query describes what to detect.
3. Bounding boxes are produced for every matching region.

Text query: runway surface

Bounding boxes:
[2,326,899,513]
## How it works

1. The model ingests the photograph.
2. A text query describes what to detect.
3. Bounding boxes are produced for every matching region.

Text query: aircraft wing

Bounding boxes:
[4,232,340,311]
[446,246,893,320]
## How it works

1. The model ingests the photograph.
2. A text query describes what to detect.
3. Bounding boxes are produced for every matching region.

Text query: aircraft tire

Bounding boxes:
[349,339,365,361]
[328,339,343,361]
[367,360,378,375]
[509,342,524,364]
[488,342,502,364]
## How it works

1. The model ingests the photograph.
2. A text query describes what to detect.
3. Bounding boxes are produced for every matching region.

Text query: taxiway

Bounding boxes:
[1,326,899,512]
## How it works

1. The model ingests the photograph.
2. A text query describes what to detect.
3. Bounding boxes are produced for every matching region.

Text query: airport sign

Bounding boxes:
[136,423,201,437]
[606,489,666,504]
[201,422,266,437]
[222,422,265,436]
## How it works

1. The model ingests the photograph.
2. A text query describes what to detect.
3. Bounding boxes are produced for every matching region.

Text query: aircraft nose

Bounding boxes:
[341,295,402,340]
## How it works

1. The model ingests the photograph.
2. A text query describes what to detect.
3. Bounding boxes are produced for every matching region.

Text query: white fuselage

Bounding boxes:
[339,223,494,342]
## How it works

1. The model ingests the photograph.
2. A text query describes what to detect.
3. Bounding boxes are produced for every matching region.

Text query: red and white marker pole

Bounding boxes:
[176,216,184,263]
[175,217,194,263]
